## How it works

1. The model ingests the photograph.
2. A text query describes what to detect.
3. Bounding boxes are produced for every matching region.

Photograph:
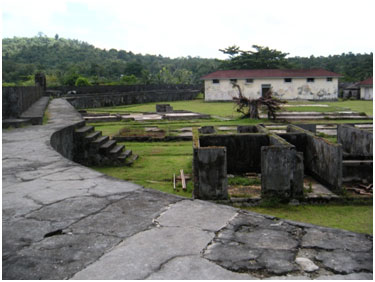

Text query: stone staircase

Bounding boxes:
[73,123,138,166]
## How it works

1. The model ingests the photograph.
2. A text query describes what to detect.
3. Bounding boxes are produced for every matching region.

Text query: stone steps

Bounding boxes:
[91,135,109,149]
[118,149,133,163]
[84,131,102,143]
[109,144,125,157]
[75,125,94,137]
[125,154,139,166]
[99,140,117,155]
[74,123,136,166]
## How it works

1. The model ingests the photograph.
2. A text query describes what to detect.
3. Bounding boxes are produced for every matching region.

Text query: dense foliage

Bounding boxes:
[219,45,372,82]
[219,45,292,70]
[2,36,373,86]
[2,35,220,86]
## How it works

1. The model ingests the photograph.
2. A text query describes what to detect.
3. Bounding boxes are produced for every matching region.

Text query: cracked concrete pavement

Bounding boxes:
[2,99,373,280]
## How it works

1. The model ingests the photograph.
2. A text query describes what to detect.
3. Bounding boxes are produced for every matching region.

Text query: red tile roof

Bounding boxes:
[201,69,342,80]
[359,77,373,86]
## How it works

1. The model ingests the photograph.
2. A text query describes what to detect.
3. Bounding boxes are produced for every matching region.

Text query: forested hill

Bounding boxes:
[2,36,373,86]
[2,36,221,86]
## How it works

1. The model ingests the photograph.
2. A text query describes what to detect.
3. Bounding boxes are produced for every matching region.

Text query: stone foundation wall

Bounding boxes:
[2,86,44,119]
[288,125,342,192]
[337,124,373,158]
[199,134,269,173]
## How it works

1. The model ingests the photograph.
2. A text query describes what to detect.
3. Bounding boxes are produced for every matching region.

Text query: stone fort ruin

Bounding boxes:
[193,123,372,202]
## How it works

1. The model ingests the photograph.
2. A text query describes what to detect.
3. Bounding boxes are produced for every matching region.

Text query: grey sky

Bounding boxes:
[1,0,374,59]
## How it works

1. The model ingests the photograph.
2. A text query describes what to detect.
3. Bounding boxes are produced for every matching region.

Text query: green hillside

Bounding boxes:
[2,36,373,86]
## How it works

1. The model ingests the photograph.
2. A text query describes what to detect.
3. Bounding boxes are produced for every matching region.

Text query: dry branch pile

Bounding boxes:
[232,82,286,119]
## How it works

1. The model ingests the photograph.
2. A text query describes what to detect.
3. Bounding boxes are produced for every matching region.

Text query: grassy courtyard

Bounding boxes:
[88,98,373,234]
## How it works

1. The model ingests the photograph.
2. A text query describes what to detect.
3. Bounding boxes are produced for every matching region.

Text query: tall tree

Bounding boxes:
[219,45,292,69]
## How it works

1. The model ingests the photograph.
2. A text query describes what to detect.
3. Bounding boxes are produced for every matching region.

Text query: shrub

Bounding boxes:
[63,73,80,86]
[75,76,91,86]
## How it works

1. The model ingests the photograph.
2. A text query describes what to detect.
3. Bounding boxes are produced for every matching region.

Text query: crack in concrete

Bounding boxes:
[141,254,197,280]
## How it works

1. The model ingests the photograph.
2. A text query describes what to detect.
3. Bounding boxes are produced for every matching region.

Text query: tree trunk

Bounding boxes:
[249,101,259,119]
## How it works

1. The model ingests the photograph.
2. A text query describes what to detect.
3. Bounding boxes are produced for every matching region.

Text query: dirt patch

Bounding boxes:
[228,185,261,198]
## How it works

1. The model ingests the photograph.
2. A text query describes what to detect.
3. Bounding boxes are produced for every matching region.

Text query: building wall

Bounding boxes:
[360,86,373,100]
[204,77,339,101]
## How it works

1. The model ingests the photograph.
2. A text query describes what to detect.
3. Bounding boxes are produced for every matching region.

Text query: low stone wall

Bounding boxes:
[2,86,44,119]
[50,121,85,160]
[49,84,201,95]
[49,101,85,160]
[64,90,200,109]
[337,124,373,158]
[199,134,269,174]
[288,125,342,192]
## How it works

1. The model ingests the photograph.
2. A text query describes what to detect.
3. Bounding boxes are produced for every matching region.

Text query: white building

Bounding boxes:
[359,77,373,100]
[201,69,342,101]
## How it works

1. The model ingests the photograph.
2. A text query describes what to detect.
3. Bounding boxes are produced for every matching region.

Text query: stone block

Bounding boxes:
[261,146,302,200]
[337,124,373,158]
[237,125,258,133]
[156,104,173,112]
[198,126,215,134]
[193,147,228,200]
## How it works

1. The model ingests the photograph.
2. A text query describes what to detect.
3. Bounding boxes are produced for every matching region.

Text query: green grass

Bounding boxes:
[42,110,50,125]
[324,100,373,116]
[285,99,373,116]
[86,98,242,118]
[90,141,193,198]
[284,106,345,112]
[244,204,373,234]
[87,98,373,234]
[228,176,261,186]
[88,117,270,137]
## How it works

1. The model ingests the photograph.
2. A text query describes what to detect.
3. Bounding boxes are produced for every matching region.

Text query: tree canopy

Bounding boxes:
[219,45,292,70]
[2,36,372,86]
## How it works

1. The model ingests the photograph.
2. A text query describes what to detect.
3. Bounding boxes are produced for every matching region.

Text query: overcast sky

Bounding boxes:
[1,0,374,59]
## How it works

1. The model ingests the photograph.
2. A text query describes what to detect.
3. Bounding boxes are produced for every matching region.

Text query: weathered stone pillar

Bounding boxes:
[193,147,228,200]
[261,146,303,200]
[35,73,46,91]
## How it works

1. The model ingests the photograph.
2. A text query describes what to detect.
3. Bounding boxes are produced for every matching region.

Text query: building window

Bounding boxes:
[230,79,237,83]
[307,78,315,82]
[246,78,254,83]
[284,78,292,83]
[212,79,220,84]
[327,77,333,82]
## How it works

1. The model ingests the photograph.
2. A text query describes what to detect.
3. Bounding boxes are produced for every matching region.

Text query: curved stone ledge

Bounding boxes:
[2,99,373,280]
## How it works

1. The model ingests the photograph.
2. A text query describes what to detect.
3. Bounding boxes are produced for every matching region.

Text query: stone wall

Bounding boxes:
[193,126,306,201]
[49,84,201,95]
[192,147,228,200]
[199,134,269,173]
[337,124,373,158]
[64,90,200,109]
[2,86,44,119]
[50,121,85,161]
[261,146,304,199]
[287,125,342,192]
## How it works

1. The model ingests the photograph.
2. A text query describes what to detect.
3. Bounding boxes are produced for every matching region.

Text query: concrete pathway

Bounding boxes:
[2,99,373,280]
